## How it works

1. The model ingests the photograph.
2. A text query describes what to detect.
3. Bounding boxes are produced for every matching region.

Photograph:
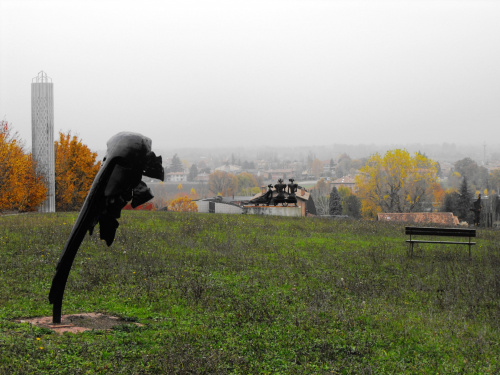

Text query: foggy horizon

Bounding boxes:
[1,1,500,153]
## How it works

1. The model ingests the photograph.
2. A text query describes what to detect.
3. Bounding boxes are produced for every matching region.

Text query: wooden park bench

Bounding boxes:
[405,226,476,257]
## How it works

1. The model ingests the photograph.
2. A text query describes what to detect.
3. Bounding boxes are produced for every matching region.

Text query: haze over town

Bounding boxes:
[1,0,500,157]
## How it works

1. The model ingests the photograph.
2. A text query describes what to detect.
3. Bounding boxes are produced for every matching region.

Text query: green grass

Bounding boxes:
[0,212,499,374]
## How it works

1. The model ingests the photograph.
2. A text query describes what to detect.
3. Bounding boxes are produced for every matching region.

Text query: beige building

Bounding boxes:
[166,172,187,182]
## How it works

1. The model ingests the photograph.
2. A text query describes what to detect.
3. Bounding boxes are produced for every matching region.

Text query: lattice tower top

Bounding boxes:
[32,71,52,83]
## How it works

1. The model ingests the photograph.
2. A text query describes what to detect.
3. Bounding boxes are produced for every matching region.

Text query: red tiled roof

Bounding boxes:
[377,212,460,226]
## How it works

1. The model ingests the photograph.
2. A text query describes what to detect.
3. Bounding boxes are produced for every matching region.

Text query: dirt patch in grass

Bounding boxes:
[17,313,142,334]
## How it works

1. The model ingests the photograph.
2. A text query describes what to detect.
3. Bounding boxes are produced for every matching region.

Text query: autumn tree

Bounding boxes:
[430,182,445,210]
[168,195,198,212]
[329,187,342,215]
[189,188,199,200]
[208,171,238,196]
[356,149,439,218]
[55,131,101,211]
[310,178,330,215]
[490,169,500,193]
[454,158,478,182]
[237,172,260,195]
[0,121,47,212]
[452,158,489,191]
[123,202,155,211]
[311,158,323,179]
[352,159,366,171]
[337,186,351,214]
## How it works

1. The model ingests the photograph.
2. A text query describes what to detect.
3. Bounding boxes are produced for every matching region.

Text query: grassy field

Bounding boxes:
[0,212,499,374]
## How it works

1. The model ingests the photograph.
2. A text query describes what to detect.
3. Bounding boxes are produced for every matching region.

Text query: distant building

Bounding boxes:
[215,165,241,173]
[194,173,210,182]
[195,196,245,214]
[166,172,187,182]
[330,176,356,193]
[31,71,55,212]
[262,169,295,181]
[322,159,336,175]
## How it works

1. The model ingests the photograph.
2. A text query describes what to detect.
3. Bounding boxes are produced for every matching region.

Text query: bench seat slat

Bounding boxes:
[405,227,476,237]
[407,231,476,238]
[406,240,476,245]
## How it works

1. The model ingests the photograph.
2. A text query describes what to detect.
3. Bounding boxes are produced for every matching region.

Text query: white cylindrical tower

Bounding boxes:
[31,71,55,212]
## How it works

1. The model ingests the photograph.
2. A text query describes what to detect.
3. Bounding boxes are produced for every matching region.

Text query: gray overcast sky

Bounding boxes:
[1,0,499,152]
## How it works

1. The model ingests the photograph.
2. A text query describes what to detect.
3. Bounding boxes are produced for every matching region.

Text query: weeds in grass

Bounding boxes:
[0,212,499,373]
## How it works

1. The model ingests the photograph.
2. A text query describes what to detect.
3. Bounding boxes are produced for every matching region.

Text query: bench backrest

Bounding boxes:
[405,226,476,238]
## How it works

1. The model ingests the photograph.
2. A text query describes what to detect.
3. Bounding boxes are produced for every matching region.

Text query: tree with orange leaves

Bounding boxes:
[430,182,445,210]
[55,132,101,211]
[168,195,198,212]
[0,121,47,212]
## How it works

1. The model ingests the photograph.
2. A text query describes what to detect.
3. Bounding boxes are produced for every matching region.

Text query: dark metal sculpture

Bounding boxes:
[285,179,298,206]
[273,179,287,206]
[49,132,164,324]
[248,184,274,206]
[246,178,303,207]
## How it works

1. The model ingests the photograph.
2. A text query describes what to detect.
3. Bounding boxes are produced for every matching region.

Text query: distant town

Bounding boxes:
[138,143,500,224]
